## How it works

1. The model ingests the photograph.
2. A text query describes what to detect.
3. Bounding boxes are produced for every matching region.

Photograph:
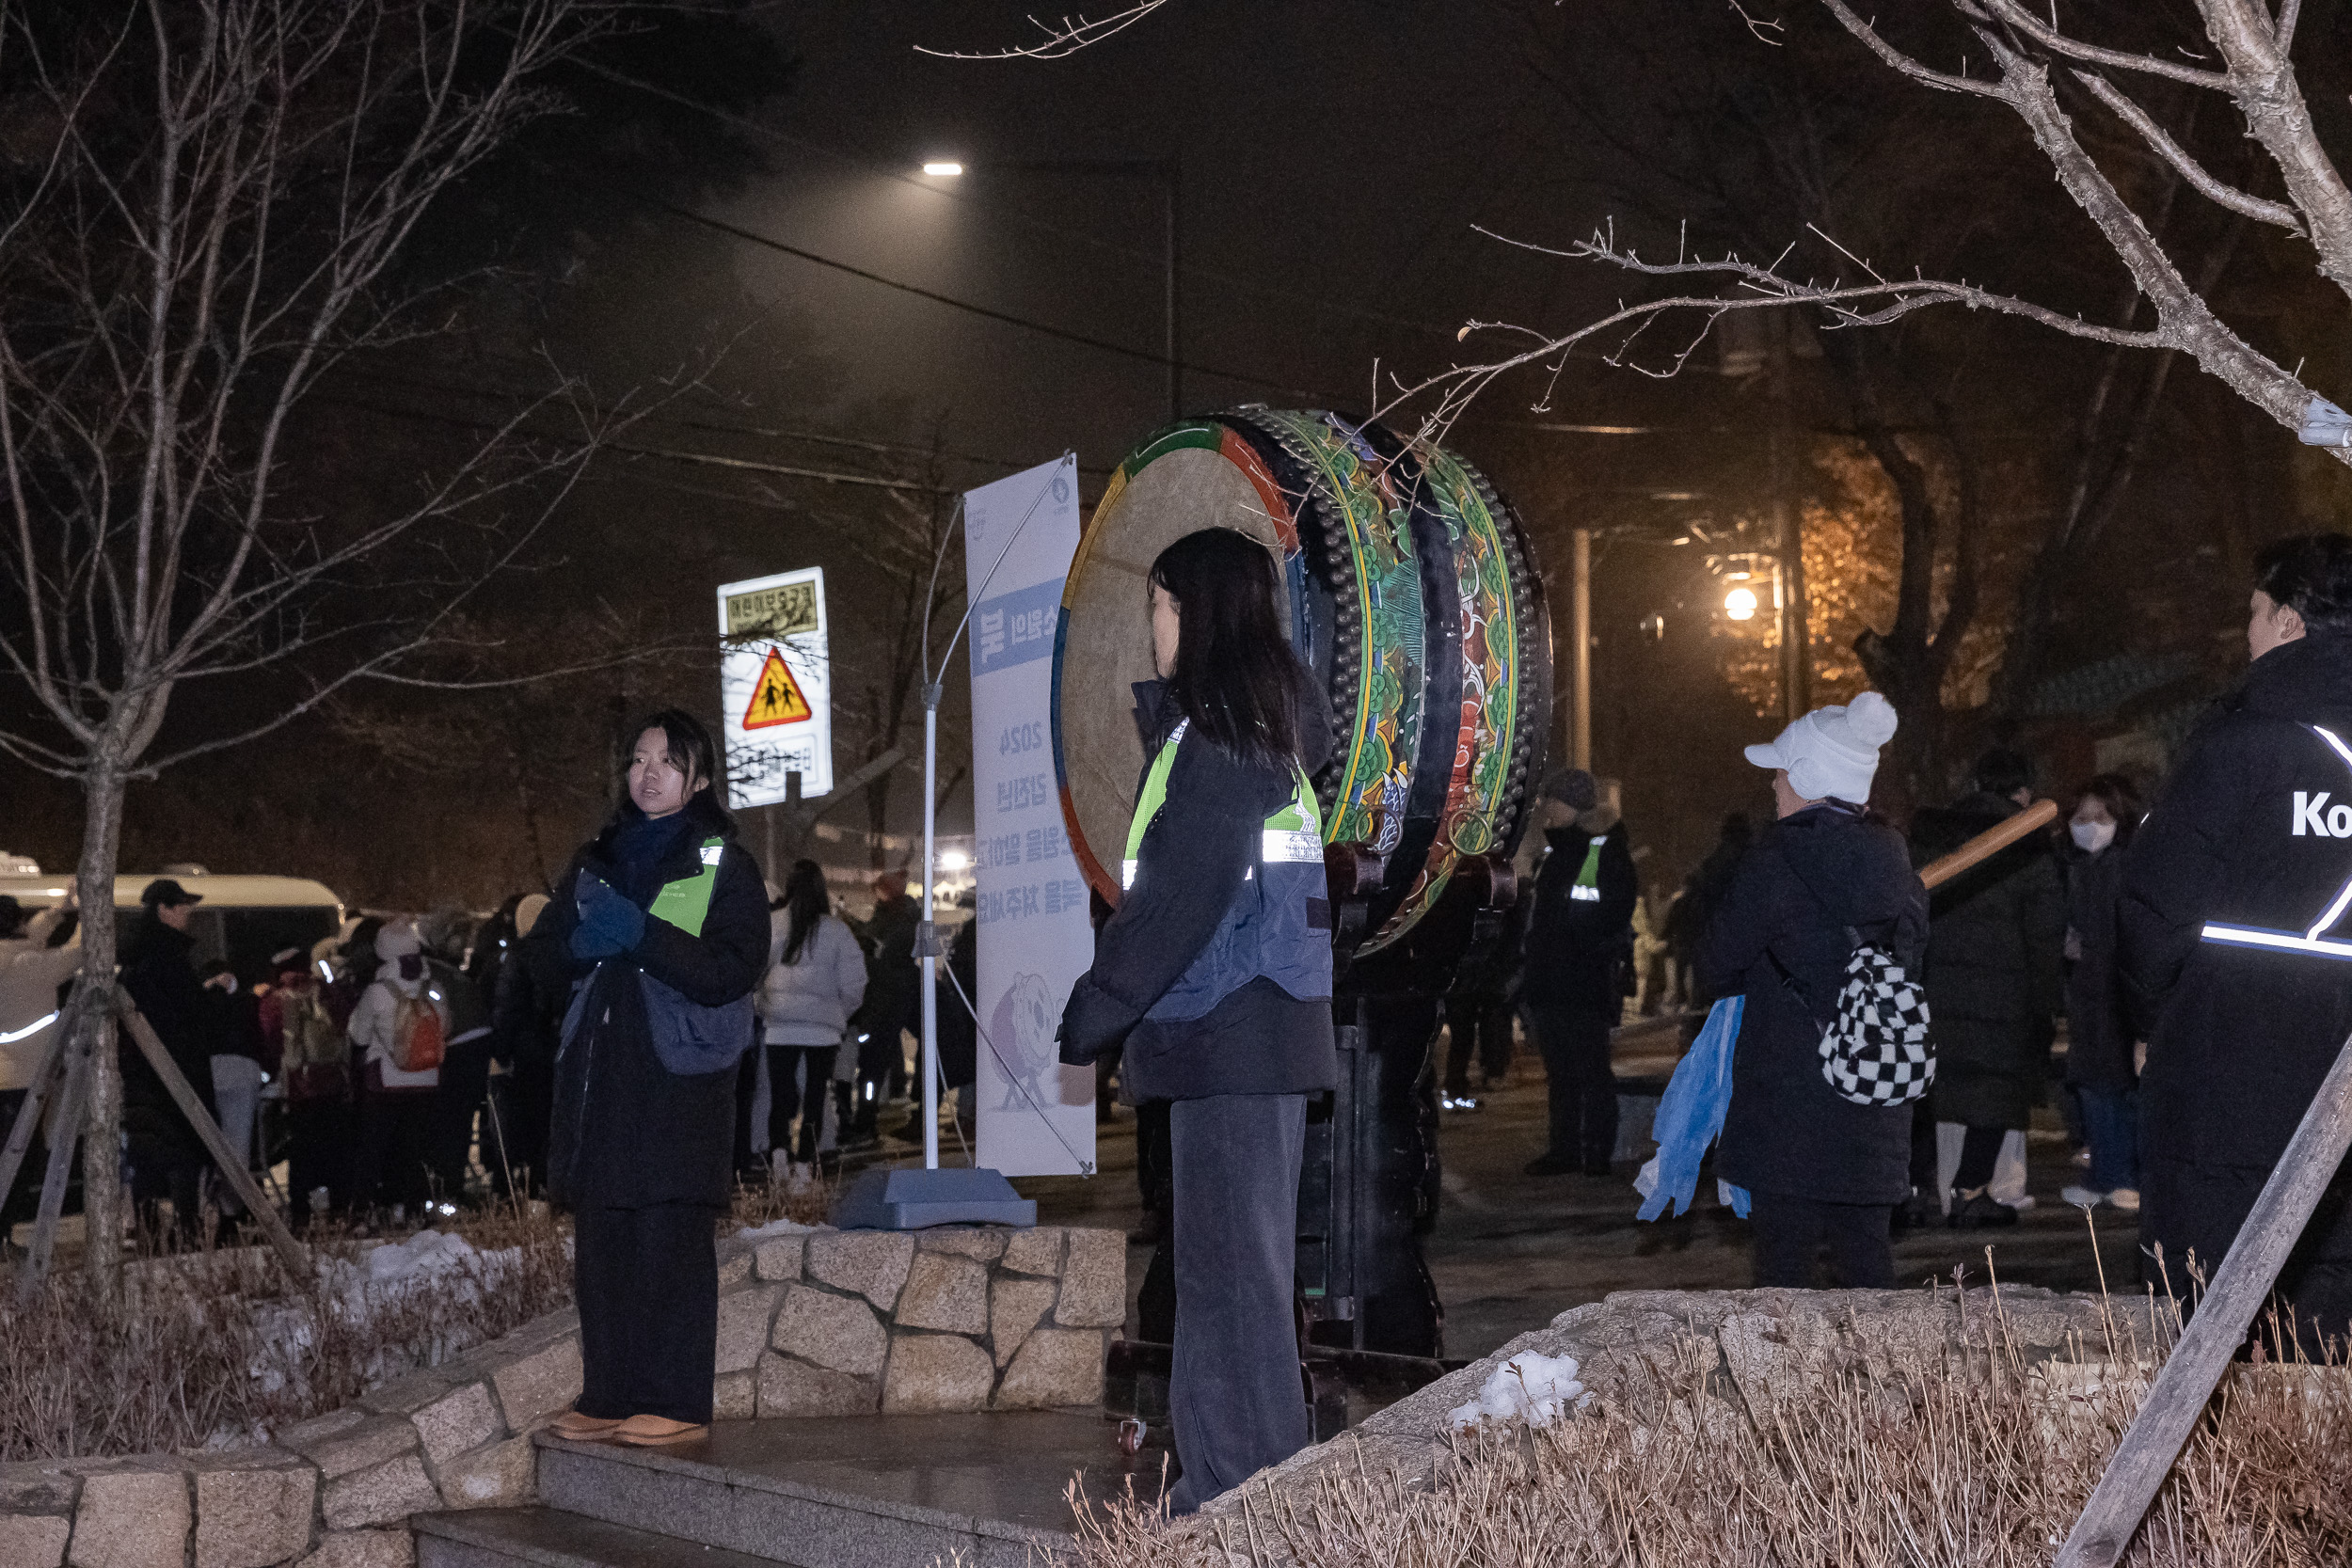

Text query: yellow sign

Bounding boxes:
[724,580,820,638]
[742,647,813,729]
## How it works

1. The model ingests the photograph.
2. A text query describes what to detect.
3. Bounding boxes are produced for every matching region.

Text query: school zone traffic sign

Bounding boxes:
[718,567,832,807]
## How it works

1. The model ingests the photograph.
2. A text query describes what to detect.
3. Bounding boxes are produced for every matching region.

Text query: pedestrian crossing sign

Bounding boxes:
[741,646,812,729]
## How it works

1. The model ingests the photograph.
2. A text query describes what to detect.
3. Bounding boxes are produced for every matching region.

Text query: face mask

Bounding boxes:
[2071,819,2116,855]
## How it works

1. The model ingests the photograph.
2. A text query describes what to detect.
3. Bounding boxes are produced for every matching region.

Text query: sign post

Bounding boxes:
[717,568,832,810]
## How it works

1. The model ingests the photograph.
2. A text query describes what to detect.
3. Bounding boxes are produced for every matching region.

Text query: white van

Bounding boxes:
[0,863,347,981]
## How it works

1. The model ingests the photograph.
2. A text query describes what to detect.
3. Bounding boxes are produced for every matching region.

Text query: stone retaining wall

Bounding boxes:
[0,1223,1124,1568]
[1204,1284,2169,1520]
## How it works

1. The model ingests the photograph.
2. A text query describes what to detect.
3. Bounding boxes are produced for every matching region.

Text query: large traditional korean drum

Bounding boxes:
[1051,409,1550,954]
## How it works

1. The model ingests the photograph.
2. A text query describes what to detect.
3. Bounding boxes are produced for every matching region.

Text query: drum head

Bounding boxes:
[1055,412,1549,953]
[1056,430,1293,894]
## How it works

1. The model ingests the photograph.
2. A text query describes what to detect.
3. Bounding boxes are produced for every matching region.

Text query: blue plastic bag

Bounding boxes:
[1635,996,1751,1221]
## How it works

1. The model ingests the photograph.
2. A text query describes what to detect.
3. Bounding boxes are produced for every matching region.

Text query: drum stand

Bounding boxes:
[1295,851,1517,1362]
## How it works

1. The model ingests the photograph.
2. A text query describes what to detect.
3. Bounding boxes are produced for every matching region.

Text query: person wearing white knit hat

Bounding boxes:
[1698,689,1927,1289]
[1743,691,1899,814]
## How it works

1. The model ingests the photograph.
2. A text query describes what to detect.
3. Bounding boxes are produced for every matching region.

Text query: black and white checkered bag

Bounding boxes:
[1816,944,1934,1105]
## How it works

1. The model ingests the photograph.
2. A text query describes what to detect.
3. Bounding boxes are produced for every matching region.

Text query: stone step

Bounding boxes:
[415,1508,804,1568]
[533,1410,1161,1568]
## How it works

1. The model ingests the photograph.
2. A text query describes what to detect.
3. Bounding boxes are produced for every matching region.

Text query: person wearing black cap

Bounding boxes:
[1519,768,1638,1177]
[119,879,221,1244]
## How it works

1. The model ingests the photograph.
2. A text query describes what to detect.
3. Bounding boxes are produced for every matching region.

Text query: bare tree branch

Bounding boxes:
[913,2,1168,60]
[1970,0,2234,89]
[2072,71,2303,233]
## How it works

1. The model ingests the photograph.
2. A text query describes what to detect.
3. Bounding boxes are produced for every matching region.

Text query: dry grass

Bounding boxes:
[0,1204,572,1461]
[1071,1292,2352,1567]
[730,1165,838,1230]
[0,1159,844,1460]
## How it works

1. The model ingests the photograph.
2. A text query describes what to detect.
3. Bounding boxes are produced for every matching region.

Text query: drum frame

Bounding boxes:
[1052,409,1550,955]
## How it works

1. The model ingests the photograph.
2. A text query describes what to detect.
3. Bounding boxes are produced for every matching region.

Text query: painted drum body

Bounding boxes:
[1051,408,1550,954]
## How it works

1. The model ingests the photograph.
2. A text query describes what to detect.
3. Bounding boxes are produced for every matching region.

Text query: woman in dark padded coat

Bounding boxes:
[1058,528,1336,1515]
[540,710,768,1449]
[1700,692,1928,1289]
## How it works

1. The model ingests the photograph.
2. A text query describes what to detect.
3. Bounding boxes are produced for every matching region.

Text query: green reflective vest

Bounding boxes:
[647,836,726,937]
[1121,719,1334,1021]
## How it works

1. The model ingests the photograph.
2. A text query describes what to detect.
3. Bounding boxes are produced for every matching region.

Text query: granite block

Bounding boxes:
[322,1453,437,1530]
[770,1284,886,1375]
[190,1451,316,1568]
[896,1252,990,1335]
[996,1226,1064,1278]
[66,1463,189,1568]
[803,1230,914,1310]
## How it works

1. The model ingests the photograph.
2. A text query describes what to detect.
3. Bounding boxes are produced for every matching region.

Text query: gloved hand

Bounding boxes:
[570,870,645,961]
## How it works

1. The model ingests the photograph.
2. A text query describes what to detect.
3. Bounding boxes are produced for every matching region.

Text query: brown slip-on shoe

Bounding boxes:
[548,1409,625,1441]
[612,1415,709,1448]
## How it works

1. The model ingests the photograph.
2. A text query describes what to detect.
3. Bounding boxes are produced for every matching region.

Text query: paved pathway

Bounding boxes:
[1026,1017,2147,1361]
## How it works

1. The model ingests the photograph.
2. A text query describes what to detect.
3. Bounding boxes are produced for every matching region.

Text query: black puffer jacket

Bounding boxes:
[1058,679,1337,1101]
[2062,841,2135,1091]
[2122,630,2352,1173]
[1700,804,1928,1206]
[541,793,768,1210]
[1520,812,1639,1008]
[1908,793,2065,1129]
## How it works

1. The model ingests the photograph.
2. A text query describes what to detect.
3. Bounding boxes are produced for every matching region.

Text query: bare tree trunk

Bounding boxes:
[75,762,126,1288]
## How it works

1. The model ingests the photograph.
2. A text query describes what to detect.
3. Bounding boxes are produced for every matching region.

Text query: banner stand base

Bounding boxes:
[831,1166,1038,1230]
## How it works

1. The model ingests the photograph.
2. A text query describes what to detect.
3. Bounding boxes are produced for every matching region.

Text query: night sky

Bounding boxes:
[9,0,2341,909]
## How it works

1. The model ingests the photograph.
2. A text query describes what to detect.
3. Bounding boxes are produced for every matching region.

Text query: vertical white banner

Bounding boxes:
[965,454,1095,1177]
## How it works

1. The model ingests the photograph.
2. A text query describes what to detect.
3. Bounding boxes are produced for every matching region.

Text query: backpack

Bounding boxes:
[1815,942,1934,1106]
[1774,835,1935,1107]
[389,990,445,1074]
[277,988,348,1102]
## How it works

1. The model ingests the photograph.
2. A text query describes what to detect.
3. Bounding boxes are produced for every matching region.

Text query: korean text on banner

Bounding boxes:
[965,455,1093,1178]
[717,567,833,809]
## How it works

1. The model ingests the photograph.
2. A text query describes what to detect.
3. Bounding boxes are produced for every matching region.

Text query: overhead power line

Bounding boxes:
[654,201,1344,404]
[566,53,1462,341]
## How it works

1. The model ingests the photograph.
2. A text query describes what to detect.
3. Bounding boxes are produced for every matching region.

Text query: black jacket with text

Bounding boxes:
[2121,630,2352,1174]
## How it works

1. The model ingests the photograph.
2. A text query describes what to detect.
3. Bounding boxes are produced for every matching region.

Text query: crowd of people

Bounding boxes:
[1459,531,2352,1356]
[0,847,959,1250]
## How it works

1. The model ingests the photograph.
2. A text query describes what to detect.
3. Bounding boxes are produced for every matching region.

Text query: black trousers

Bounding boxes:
[1750,1190,1896,1289]
[766,1045,836,1161]
[355,1089,435,1210]
[1168,1093,1310,1515]
[575,1202,721,1424]
[285,1099,352,1224]
[428,1039,491,1203]
[1952,1124,2007,1193]
[1442,990,1515,1092]
[1527,1002,1618,1164]
[486,1062,553,1198]
[2143,1155,2352,1358]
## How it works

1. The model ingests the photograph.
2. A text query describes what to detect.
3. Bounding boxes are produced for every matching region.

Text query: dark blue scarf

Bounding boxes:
[607,810,690,904]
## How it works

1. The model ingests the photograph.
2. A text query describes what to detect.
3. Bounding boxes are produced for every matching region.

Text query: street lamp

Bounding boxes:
[918,155,1182,422]
[1724,584,1759,622]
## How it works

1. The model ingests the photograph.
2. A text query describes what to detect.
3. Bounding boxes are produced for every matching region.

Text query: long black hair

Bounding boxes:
[607,707,737,836]
[1149,529,1317,769]
[780,858,829,963]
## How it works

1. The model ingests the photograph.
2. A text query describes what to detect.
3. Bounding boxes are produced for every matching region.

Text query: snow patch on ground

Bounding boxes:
[1448,1351,1589,1431]
[734,1217,823,1241]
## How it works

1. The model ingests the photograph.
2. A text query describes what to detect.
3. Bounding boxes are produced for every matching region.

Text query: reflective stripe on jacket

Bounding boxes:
[1122,719,1333,1022]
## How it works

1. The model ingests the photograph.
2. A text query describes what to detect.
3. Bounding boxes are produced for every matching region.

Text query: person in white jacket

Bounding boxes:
[755,861,866,1176]
[1,893,82,1099]
[347,921,449,1212]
